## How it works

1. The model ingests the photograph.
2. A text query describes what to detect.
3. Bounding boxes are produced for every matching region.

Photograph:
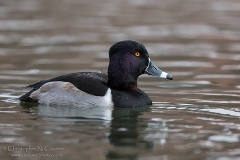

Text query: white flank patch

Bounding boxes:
[30,81,113,107]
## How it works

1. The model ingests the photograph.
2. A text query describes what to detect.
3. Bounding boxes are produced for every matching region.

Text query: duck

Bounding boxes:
[19,40,173,108]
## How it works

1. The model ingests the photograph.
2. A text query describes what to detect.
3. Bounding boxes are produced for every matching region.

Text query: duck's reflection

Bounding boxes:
[20,103,153,159]
[106,107,153,159]
[23,104,113,121]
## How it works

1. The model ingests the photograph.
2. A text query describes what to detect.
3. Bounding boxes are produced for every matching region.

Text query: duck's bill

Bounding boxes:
[145,58,173,80]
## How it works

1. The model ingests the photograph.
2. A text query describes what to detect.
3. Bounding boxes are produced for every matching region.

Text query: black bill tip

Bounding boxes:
[167,74,173,80]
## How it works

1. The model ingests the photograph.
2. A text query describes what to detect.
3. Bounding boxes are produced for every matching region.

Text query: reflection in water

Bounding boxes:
[107,107,152,159]
[26,104,153,159]
[30,103,112,121]
[18,102,240,160]
[1,99,239,160]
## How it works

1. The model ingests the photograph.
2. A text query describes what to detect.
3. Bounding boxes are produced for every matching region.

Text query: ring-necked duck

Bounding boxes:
[19,40,172,108]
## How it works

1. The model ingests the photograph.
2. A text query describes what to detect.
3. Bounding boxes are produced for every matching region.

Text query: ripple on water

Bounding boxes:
[0,20,54,31]
[0,75,38,80]
[195,74,240,79]
[1,98,19,104]
[0,69,41,75]
[208,135,239,143]
[201,108,240,117]
[125,24,224,39]
[154,61,214,67]
[0,137,26,144]
[33,45,108,54]
[0,123,26,144]
[185,99,240,104]
[195,117,223,122]
[221,65,240,70]
[153,103,240,118]
[157,81,212,88]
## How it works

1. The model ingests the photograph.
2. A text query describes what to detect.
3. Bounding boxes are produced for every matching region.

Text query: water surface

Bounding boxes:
[0,0,240,160]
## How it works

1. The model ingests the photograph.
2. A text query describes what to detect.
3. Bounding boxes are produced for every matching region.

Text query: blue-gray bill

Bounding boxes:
[145,58,173,80]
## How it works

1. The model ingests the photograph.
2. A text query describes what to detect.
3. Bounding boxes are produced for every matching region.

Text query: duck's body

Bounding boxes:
[20,40,172,108]
[20,72,151,108]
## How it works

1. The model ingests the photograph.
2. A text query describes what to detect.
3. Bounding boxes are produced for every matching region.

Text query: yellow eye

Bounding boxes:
[135,52,140,57]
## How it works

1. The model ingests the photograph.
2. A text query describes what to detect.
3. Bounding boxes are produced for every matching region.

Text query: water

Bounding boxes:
[0,0,240,160]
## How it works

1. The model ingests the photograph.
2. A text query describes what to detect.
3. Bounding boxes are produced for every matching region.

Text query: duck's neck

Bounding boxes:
[107,54,138,89]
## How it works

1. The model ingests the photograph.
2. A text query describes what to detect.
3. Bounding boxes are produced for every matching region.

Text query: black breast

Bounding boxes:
[111,88,152,108]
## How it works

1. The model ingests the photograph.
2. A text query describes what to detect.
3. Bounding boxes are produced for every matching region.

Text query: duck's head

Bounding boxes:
[107,40,172,89]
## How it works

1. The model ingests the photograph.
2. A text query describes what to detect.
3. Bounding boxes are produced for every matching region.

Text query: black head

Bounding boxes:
[107,40,172,89]
[109,40,148,57]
